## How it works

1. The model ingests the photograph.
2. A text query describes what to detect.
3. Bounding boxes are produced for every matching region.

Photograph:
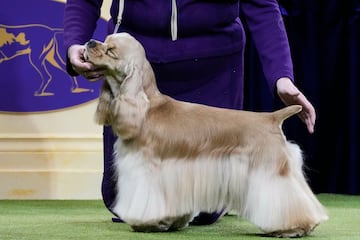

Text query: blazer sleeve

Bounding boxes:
[240,0,294,92]
[63,0,103,76]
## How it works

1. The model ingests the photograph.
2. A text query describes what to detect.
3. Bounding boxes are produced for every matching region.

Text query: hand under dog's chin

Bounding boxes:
[83,49,97,65]
[82,47,89,60]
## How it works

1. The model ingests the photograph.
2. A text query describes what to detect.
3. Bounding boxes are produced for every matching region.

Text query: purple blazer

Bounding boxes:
[64,0,294,96]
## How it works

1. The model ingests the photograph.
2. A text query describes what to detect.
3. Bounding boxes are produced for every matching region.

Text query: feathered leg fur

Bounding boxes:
[240,142,328,237]
[110,139,328,235]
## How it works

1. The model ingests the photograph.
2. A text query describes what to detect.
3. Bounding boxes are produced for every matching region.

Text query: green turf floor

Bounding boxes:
[1,194,359,240]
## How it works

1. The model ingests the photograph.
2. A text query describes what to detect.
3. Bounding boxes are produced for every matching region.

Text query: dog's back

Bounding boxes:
[142,98,302,160]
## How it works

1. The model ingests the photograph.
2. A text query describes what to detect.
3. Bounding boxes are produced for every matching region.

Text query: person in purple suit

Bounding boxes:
[64,0,316,225]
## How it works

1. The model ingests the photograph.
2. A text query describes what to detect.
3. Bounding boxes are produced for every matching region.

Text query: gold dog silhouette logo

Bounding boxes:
[0,0,107,112]
[0,24,90,96]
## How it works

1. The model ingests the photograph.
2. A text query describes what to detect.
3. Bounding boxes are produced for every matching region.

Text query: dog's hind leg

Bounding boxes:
[241,142,328,237]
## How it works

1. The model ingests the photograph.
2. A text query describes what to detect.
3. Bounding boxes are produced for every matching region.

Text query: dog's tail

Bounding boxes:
[272,105,302,124]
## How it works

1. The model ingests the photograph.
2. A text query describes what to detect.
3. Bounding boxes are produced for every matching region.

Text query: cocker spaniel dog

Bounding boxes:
[83,33,328,237]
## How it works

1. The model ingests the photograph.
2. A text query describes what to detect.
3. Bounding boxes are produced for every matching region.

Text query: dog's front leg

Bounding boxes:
[95,80,113,125]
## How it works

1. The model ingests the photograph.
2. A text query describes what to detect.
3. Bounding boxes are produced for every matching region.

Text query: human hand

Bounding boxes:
[276,77,316,134]
[67,44,106,81]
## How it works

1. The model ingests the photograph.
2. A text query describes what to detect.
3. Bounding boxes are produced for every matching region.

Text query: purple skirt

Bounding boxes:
[102,50,244,224]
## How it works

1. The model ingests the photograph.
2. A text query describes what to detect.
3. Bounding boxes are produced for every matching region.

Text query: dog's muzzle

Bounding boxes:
[86,39,97,48]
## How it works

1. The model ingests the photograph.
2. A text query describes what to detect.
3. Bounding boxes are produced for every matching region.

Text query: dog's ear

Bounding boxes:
[120,59,146,97]
[95,80,113,125]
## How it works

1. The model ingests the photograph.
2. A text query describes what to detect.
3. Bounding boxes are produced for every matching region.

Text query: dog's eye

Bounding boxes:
[105,47,118,59]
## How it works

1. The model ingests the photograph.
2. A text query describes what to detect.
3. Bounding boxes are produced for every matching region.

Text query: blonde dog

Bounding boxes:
[84,33,328,237]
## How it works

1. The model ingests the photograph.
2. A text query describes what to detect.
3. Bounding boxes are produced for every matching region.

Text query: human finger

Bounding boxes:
[68,44,94,73]
[295,94,316,134]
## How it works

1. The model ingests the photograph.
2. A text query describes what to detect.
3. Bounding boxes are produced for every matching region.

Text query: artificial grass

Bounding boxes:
[0,194,359,240]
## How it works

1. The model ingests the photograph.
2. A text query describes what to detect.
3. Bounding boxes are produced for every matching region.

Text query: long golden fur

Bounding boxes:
[84,33,328,237]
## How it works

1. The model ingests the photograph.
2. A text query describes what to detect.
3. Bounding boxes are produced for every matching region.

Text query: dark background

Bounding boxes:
[243,0,360,194]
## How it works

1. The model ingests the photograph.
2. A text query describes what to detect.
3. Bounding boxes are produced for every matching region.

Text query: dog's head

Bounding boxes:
[84,33,146,82]
[85,33,157,127]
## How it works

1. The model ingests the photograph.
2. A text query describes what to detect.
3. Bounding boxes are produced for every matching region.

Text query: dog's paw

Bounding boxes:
[130,214,192,232]
[264,227,313,238]
[131,221,172,232]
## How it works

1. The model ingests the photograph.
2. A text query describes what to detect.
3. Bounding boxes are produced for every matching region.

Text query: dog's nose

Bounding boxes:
[86,39,97,48]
